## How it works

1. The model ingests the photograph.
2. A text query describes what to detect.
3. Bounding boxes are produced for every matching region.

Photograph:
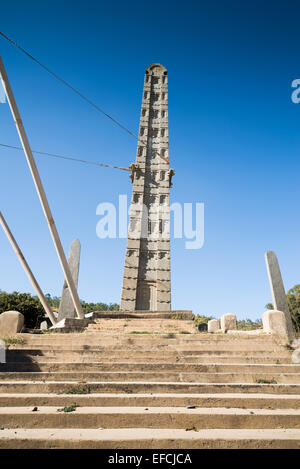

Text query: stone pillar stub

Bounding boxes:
[58,239,81,321]
[220,314,237,332]
[0,311,24,335]
[264,251,295,339]
[40,320,48,330]
[207,319,221,333]
[262,310,289,340]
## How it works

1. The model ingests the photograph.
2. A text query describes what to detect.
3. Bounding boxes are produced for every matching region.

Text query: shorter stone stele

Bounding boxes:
[207,319,221,333]
[58,239,81,322]
[265,251,295,340]
[40,321,48,331]
[262,310,289,340]
[0,311,24,336]
[220,314,237,333]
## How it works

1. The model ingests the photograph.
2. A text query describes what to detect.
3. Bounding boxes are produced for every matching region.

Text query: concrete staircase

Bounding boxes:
[0,321,299,448]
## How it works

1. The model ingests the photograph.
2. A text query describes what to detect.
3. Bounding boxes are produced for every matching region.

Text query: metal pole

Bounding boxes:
[0,211,57,325]
[0,56,84,319]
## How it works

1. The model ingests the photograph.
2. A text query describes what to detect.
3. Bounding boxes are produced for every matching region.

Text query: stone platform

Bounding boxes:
[50,310,194,333]
[89,310,193,320]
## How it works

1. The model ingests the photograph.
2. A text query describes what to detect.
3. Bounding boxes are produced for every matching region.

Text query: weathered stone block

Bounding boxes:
[262,310,289,340]
[120,299,135,310]
[123,267,138,279]
[157,271,171,281]
[208,319,221,333]
[50,317,90,333]
[125,257,139,268]
[121,289,137,300]
[156,291,171,302]
[291,338,300,349]
[0,311,24,336]
[122,278,138,290]
[40,321,48,330]
[220,314,237,333]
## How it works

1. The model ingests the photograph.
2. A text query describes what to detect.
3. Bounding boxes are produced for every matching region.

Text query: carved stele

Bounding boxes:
[58,239,81,321]
[120,64,172,311]
[265,251,295,340]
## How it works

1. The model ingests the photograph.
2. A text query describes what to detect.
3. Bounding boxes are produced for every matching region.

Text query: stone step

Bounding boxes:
[5,347,289,355]
[1,427,299,449]
[90,311,194,320]
[5,348,290,358]
[1,381,299,394]
[0,362,298,373]
[10,333,282,349]
[0,406,300,430]
[15,331,275,340]
[1,428,298,449]
[0,392,299,409]
[8,344,282,353]
[10,334,278,342]
[4,357,291,364]
[0,371,299,383]
[86,319,197,334]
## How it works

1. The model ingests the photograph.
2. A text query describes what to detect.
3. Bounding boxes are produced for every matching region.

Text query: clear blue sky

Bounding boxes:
[0,0,300,319]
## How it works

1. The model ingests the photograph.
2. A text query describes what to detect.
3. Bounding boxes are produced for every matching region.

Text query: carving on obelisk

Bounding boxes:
[120,64,172,311]
[58,239,81,320]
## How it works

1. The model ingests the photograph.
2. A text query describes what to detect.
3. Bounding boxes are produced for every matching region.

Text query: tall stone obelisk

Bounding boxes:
[120,64,172,311]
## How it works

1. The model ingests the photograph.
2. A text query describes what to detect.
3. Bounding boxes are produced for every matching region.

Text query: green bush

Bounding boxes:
[237,319,262,330]
[0,290,120,329]
[194,315,215,326]
[0,290,45,329]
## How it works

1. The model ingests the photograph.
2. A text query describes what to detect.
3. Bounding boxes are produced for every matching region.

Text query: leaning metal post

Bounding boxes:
[0,210,57,325]
[0,56,84,319]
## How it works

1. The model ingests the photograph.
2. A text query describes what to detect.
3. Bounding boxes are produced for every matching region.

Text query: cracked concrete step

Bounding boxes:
[1,381,300,394]
[4,357,292,364]
[6,349,288,355]
[8,342,282,352]
[14,332,276,341]
[0,406,300,430]
[0,428,299,449]
[90,311,194,319]
[8,346,284,353]
[13,332,275,339]
[5,350,291,363]
[0,371,299,383]
[1,362,298,373]
[0,393,299,409]
[8,334,284,351]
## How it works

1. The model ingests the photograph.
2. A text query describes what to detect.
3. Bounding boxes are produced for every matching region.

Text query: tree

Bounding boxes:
[287,285,300,331]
